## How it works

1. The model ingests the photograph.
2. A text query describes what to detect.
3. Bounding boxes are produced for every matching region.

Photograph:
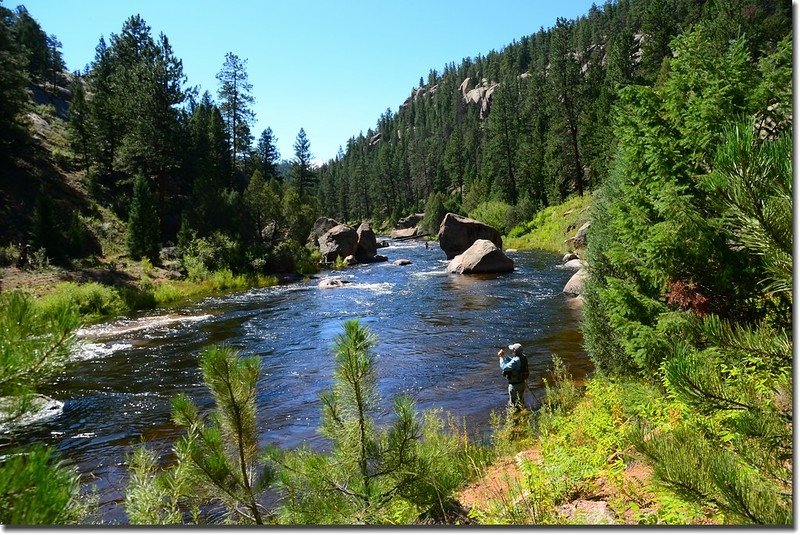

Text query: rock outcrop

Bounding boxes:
[438,213,503,260]
[446,239,514,274]
[319,224,358,263]
[563,268,588,297]
[460,77,499,120]
[355,222,378,260]
[390,227,420,239]
[308,217,341,248]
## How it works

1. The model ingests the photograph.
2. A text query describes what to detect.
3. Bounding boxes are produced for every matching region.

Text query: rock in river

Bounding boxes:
[563,268,588,297]
[438,213,502,260]
[319,224,358,263]
[446,239,514,274]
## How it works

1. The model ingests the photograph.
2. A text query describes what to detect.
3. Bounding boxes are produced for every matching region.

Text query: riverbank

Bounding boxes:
[1,259,286,325]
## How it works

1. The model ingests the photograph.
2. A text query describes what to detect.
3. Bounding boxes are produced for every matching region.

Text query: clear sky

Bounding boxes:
[14,0,598,164]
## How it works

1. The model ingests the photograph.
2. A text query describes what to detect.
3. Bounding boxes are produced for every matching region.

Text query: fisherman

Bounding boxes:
[498,343,529,409]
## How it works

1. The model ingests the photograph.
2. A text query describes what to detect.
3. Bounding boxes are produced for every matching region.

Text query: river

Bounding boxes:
[0,241,589,523]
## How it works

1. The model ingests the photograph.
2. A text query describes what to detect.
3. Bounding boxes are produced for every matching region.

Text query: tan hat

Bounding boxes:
[508,343,522,354]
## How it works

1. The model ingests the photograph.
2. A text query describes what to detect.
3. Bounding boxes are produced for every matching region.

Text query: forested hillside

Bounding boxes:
[315,0,789,234]
[0,0,793,526]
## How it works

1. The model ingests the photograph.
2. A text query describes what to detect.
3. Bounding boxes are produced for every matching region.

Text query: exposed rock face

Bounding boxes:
[390,227,420,239]
[319,224,358,263]
[397,213,424,229]
[459,77,499,120]
[438,213,502,260]
[446,239,514,274]
[563,268,588,297]
[355,222,378,260]
[308,217,341,248]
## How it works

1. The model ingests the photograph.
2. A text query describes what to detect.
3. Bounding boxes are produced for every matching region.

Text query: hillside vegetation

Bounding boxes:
[0,0,792,527]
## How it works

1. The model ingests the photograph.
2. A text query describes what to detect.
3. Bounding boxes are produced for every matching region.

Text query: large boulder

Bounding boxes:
[446,239,514,274]
[390,227,420,239]
[563,268,588,297]
[355,222,378,260]
[438,213,503,260]
[308,217,341,248]
[319,224,358,263]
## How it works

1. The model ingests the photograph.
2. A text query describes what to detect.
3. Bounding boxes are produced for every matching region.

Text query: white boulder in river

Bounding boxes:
[446,239,514,274]
[563,268,588,297]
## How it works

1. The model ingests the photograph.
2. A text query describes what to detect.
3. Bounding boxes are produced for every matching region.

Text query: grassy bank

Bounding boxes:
[505,194,592,254]
[463,360,721,525]
[33,269,280,324]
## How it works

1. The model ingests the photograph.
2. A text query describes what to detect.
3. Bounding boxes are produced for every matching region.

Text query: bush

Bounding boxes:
[0,243,19,267]
[468,200,512,234]
[37,282,125,321]
[0,446,87,524]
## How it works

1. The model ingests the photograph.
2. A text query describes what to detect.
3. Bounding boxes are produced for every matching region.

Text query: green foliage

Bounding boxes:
[0,4,30,159]
[505,194,592,253]
[127,175,161,263]
[420,191,448,236]
[0,291,78,422]
[0,242,20,266]
[0,446,87,525]
[37,282,125,321]
[217,52,254,169]
[30,191,63,261]
[124,445,184,525]
[274,320,485,524]
[468,200,512,235]
[125,345,274,525]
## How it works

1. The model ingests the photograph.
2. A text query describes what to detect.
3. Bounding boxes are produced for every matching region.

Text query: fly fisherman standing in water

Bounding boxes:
[498,343,530,409]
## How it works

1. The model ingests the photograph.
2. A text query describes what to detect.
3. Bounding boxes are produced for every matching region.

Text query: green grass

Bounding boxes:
[504,194,593,254]
[34,271,280,325]
[471,365,722,526]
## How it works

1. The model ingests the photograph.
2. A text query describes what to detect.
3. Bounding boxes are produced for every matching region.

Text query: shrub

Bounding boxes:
[0,243,19,267]
[468,200,512,234]
[37,282,125,321]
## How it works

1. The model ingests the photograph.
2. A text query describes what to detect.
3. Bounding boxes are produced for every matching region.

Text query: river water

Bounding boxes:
[1,241,589,523]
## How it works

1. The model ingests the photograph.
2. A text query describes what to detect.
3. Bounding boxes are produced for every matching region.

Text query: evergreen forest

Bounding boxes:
[0,0,792,526]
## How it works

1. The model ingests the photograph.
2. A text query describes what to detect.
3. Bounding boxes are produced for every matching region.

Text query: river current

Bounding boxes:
[1,241,589,522]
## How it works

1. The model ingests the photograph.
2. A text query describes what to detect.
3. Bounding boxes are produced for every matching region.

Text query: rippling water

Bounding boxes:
[0,241,589,522]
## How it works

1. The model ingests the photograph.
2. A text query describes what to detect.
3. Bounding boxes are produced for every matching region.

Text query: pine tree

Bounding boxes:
[0,3,29,160]
[291,128,315,199]
[254,127,280,181]
[126,175,161,262]
[0,291,85,524]
[68,73,91,174]
[273,320,455,524]
[126,345,276,525]
[216,52,255,172]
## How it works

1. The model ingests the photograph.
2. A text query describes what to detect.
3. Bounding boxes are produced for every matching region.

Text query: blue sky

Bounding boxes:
[15,0,598,163]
